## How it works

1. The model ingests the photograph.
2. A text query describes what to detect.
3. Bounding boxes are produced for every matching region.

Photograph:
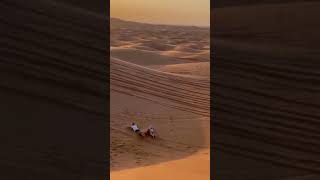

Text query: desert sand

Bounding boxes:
[111,149,210,180]
[110,18,210,179]
[1,0,108,179]
[213,1,320,179]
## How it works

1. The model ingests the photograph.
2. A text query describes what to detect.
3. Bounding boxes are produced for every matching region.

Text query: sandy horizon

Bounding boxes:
[110,17,210,28]
[110,0,210,27]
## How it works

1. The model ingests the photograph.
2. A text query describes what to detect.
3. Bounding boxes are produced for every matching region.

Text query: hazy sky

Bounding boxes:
[111,0,210,27]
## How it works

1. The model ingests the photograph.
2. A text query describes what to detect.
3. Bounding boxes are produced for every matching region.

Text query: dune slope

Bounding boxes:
[110,19,210,179]
[110,57,210,171]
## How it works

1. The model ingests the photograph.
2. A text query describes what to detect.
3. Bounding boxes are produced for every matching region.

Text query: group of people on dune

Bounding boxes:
[131,122,156,139]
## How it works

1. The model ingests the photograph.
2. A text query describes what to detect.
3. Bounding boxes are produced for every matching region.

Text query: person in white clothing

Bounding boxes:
[131,122,140,133]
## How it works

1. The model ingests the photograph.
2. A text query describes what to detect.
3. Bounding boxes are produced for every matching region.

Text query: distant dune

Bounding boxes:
[111,48,190,66]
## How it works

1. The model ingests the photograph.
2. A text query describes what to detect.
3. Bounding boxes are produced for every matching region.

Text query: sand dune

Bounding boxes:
[111,150,210,180]
[1,0,107,179]
[111,18,210,61]
[111,47,190,66]
[213,1,320,179]
[214,0,318,8]
[111,19,210,179]
[110,58,210,176]
[111,57,210,117]
[214,1,320,50]
[158,62,210,77]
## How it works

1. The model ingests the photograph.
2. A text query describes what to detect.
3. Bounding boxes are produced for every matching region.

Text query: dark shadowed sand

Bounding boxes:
[213,1,320,179]
[0,0,107,179]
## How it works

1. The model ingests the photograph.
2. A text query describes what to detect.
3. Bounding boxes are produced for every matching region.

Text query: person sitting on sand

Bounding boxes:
[131,122,140,133]
[148,125,156,139]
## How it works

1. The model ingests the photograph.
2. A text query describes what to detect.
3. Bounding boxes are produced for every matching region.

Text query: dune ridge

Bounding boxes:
[111,57,210,117]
